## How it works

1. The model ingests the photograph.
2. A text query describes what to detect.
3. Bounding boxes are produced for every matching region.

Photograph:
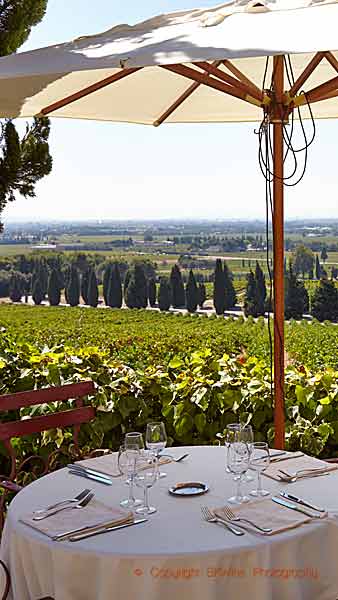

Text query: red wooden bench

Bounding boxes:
[0,381,96,526]
[0,381,97,599]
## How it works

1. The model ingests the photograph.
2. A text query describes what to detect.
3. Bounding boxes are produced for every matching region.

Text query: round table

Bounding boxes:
[1,445,338,600]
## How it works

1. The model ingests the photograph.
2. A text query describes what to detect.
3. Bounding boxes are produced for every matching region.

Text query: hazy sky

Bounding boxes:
[3,0,338,223]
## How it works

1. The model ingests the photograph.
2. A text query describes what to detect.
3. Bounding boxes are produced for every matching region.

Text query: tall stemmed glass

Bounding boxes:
[118,444,142,508]
[146,422,167,478]
[227,441,250,504]
[135,451,158,515]
[224,424,241,474]
[240,424,254,482]
[250,442,270,497]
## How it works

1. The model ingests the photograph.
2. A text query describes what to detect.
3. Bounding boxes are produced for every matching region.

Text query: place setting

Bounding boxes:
[201,422,331,537]
[19,422,188,543]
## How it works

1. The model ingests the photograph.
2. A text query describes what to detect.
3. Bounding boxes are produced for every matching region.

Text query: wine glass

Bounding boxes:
[227,441,250,504]
[118,444,142,508]
[134,451,158,515]
[239,424,254,482]
[250,442,270,497]
[224,424,242,474]
[146,422,167,478]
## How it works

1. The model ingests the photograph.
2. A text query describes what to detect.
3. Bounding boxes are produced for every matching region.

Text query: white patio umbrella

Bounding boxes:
[1,0,338,446]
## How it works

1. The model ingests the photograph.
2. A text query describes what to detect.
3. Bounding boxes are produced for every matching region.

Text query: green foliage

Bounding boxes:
[293,245,315,279]
[213,258,225,315]
[103,263,112,305]
[0,0,48,56]
[185,269,198,313]
[47,268,61,307]
[148,277,156,308]
[285,264,309,320]
[198,282,206,309]
[170,264,185,308]
[9,272,22,302]
[224,262,236,309]
[32,277,44,305]
[312,278,338,322]
[1,330,338,463]
[107,263,122,309]
[125,263,147,309]
[87,269,98,308]
[81,269,90,305]
[158,277,171,311]
[244,270,257,317]
[321,246,328,263]
[66,265,80,307]
[255,261,266,316]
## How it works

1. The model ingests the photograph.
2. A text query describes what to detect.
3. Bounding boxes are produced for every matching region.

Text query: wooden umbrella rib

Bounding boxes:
[300,73,338,105]
[39,67,142,116]
[154,60,222,126]
[222,60,263,96]
[161,64,262,107]
[288,52,326,97]
[324,51,338,74]
[195,62,263,103]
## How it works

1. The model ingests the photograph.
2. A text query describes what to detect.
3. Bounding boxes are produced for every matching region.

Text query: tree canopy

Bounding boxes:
[0,1,52,230]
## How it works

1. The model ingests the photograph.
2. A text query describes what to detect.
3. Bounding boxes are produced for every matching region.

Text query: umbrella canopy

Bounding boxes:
[1,0,338,447]
[0,0,338,122]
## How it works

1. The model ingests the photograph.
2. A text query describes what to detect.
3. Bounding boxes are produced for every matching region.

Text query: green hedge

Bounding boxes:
[0,328,337,472]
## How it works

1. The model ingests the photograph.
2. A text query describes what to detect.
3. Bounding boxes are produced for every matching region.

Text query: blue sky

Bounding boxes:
[4,0,338,223]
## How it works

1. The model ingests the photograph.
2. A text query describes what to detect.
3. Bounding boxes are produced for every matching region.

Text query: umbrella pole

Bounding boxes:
[272,55,285,449]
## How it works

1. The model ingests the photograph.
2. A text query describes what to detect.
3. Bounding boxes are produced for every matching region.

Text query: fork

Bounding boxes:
[160,453,189,462]
[221,505,272,533]
[33,488,91,515]
[277,470,330,483]
[33,491,94,520]
[201,506,244,536]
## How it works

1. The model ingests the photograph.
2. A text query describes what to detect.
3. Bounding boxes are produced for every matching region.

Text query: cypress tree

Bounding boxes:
[81,269,90,304]
[186,269,198,313]
[321,246,328,263]
[39,259,48,297]
[312,278,338,322]
[213,259,225,315]
[103,263,112,305]
[125,264,147,309]
[9,273,22,302]
[285,264,308,320]
[224,262,237,309]
[47,268,61,306]
[315,255,321,280]
[255,261,266,316]
[244,271,257,317]
[87,269,99,308]
[158,277,171,311]
[32,277,44,305]
[170,264,185,308]
[148,277,157,307]
[107,263,123,308]
[67,265,80,307]
[198,282,206,309]
[124,268,132,303]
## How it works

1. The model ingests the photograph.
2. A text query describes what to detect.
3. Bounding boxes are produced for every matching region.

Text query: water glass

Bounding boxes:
[125,431,145,450]
[227,441,250,504]
[240,424,254,482]
[250,442,270,497]
[118,444,142,508]
[146,421,167,478]
[134,451,158,515]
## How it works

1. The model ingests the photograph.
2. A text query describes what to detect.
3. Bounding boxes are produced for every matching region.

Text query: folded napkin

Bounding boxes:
[77,453,172,478]
[263,452,338,482]
[214,498,326,536]
[20,500,132,539]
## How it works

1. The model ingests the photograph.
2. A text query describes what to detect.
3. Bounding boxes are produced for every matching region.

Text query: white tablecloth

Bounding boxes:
[1,445,338,600]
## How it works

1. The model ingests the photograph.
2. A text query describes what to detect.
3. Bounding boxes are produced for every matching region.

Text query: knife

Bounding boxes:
[69,518,148,541]
[270,453,304,463]
[68,469,113,485]
[68,464,114,481]
[279,491,325,513]
[272,496,321,517]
